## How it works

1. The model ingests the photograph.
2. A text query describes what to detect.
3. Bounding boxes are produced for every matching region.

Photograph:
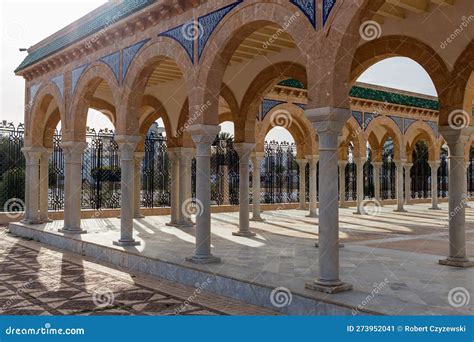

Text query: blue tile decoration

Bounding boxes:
[352,111,363,129]
[50,74,64,99]
[425,120,438,137]
[122,38,150,81]
[159,21,195,63]
[198,1,242,61]
[29,83,41,108]
[404,118,416,133]
[99,50,121,84]
[71,64,89,94]
[388,115,403,134]
[363,112,379,130]
[261,99,286,120]
[295,103,306,110]
[290,0,316,28]
[323,0,336,26]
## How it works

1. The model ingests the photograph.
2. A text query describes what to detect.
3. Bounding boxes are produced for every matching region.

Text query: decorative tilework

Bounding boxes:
[50,74,64,99]
[404,118,416,133]
[290,0,316,28]
[363,112,379,130]
[122,38,150,81]
[71,64,89,94]
[278,79,305,89]
[388,115,403,134]
[323,0,336,26]
[159,22,195,63]
[425,120,438,137]
[352,111,363,129]
[99,51,121,84]
[261,99,286,120]
[198,1,242,61]
[29,83,41,108]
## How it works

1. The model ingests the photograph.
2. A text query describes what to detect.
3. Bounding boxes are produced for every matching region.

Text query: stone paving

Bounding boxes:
[6,202,474,315]
[0,232,279,316]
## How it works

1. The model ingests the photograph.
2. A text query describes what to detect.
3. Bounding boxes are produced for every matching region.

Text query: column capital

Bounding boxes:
[60,141,87,163]
[428,160,440,169]
[116,135,140,160]
[404,162,413,170]
[354,157,366,165]
[372,161,383,167]
[338,160,348,167]
[296,158,308,167]
[305,107,351,131]
[305,155,319,165]
[187,124,220,143]
[21,146,46,160]
[134,151,145,160]
[439,125,473,155]
[234,142,256,158]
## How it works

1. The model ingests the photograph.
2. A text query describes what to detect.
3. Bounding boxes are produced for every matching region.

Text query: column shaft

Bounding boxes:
[429,161,440,210]
[404,164,413,205]
[394,161,407,212]
[39,149,52,222]
[338,161,347,208]
[297,159,307,210]
[167,149,180,226]
[21,148,42,224]
[133,152,145,219]
[373,162,382,204]
[306,156,318,217]
[354,158,365,214]
[251,154,264,221]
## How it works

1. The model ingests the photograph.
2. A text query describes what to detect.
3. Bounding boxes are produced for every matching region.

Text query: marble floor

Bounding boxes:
[7,203,474,315]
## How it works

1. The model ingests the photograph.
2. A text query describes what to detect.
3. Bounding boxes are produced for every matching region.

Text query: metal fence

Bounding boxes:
[0,123,453,212]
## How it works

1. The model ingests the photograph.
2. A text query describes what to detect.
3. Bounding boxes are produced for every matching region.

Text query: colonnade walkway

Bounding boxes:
[9,203,474,315]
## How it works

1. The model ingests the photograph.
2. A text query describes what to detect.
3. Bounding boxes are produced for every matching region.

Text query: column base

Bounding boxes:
[306,212,318,218]
[353,211,361,215]
[250,216,265,222]
[21,219,43,225]
[314,241,344,248]
[393,208,407,213]
[232,230,257,237]
[428,206,441,210]
[165,222,180,227]
[134,215,146,219]
[113,239,141,247]
[339,204,348,209]
[174,222,195,228]
[58,228,87,234]
[186,255,221,264]
[305,279,353,294]
[439,257,474,268]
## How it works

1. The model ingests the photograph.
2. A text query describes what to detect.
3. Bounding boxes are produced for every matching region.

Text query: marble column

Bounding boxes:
[404,163,413,205]
[354,157,366,214]
[428,160,441,210]
[464,162,471,208]
[177,148,195,227]
[251,152,265,221]
[39,148,53,223]
[394,160,407,212]
[59,142,87,234]
[186,125,221,264]
[372,161,382,205]
[439,127,473,267]
[220,165,230,205]
[114,136,141,246]
[166,148,180,227]
[21,147,43,224]
[305,107,352,294]
[338,160,348,208]
[306,155,318,217]
[133,152,145,219]
[296,159,308,210]
[233,143,256,237]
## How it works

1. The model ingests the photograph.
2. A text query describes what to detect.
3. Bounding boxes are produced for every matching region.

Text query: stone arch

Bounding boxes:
[193,2,312,127]
[135,94,174,152]
[237,62,308,143]
[365,115,403,161]
[27,82,65,147]
[341,117,366,159]
[120,38,195,137]
[68,62,120,142]
[404,121,439,161]
[220,83,239,123]
[256,103,317,158]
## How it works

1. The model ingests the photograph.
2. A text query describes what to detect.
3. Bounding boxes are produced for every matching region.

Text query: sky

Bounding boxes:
[0,0,437,143]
